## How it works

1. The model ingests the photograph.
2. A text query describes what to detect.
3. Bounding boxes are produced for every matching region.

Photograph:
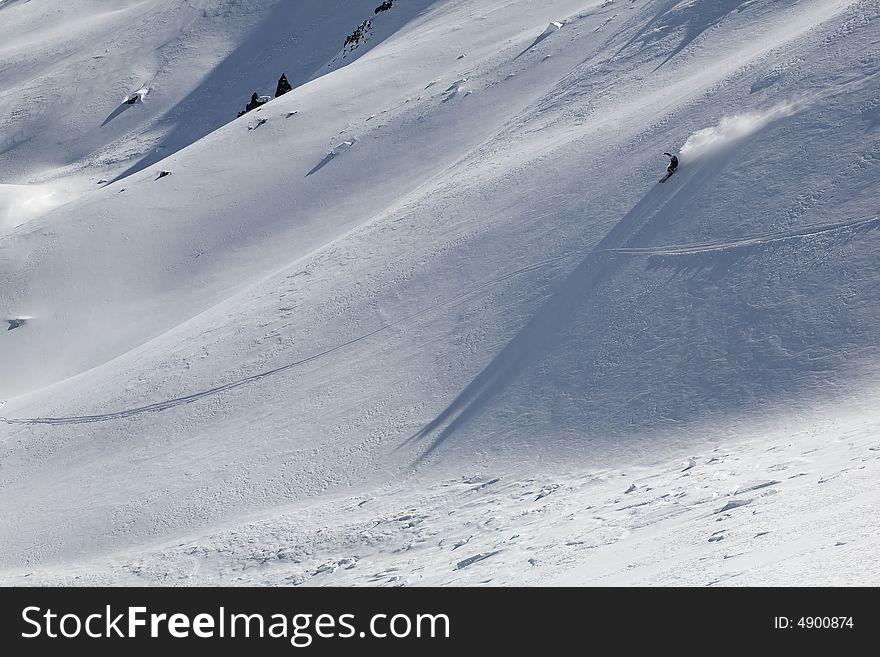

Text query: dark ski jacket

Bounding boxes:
[664,152,679,171]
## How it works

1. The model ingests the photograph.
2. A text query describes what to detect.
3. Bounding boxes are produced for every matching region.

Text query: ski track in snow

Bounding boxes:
[8,208,874,428]
[606,215,880,257]
[0,253,574,426]
[3,207,877,426]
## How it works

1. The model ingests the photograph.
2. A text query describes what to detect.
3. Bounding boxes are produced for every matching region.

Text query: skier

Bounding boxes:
[664,152,678,175]
[659,152,679,183]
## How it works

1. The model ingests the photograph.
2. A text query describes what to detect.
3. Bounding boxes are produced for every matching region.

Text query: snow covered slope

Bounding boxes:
[1,0,879,584]
[6,407,880,586]
[0,0,436,183]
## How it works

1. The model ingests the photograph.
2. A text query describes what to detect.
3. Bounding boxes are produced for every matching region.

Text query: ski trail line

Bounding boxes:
[0,254,575,426]
[605,215,879,257]
[5,212,874,427]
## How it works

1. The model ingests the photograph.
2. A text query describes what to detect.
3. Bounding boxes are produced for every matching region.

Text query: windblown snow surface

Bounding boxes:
[1,0,879,586]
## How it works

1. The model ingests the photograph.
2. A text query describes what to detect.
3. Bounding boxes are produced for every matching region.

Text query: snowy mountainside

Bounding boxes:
[0,0,437,184]
[0,0,879,584]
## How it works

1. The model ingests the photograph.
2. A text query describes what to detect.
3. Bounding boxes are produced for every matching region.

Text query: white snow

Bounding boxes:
[0,183,69,230]
[0,0,878,586]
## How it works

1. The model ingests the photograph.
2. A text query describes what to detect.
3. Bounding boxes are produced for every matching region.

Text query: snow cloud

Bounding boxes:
[680,103,796,159]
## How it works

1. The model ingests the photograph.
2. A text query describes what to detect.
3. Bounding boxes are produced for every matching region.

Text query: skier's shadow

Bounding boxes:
[513,27,556,61]
[404,144,748,460]
[306,152,337,177]
[101,102,135,127]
